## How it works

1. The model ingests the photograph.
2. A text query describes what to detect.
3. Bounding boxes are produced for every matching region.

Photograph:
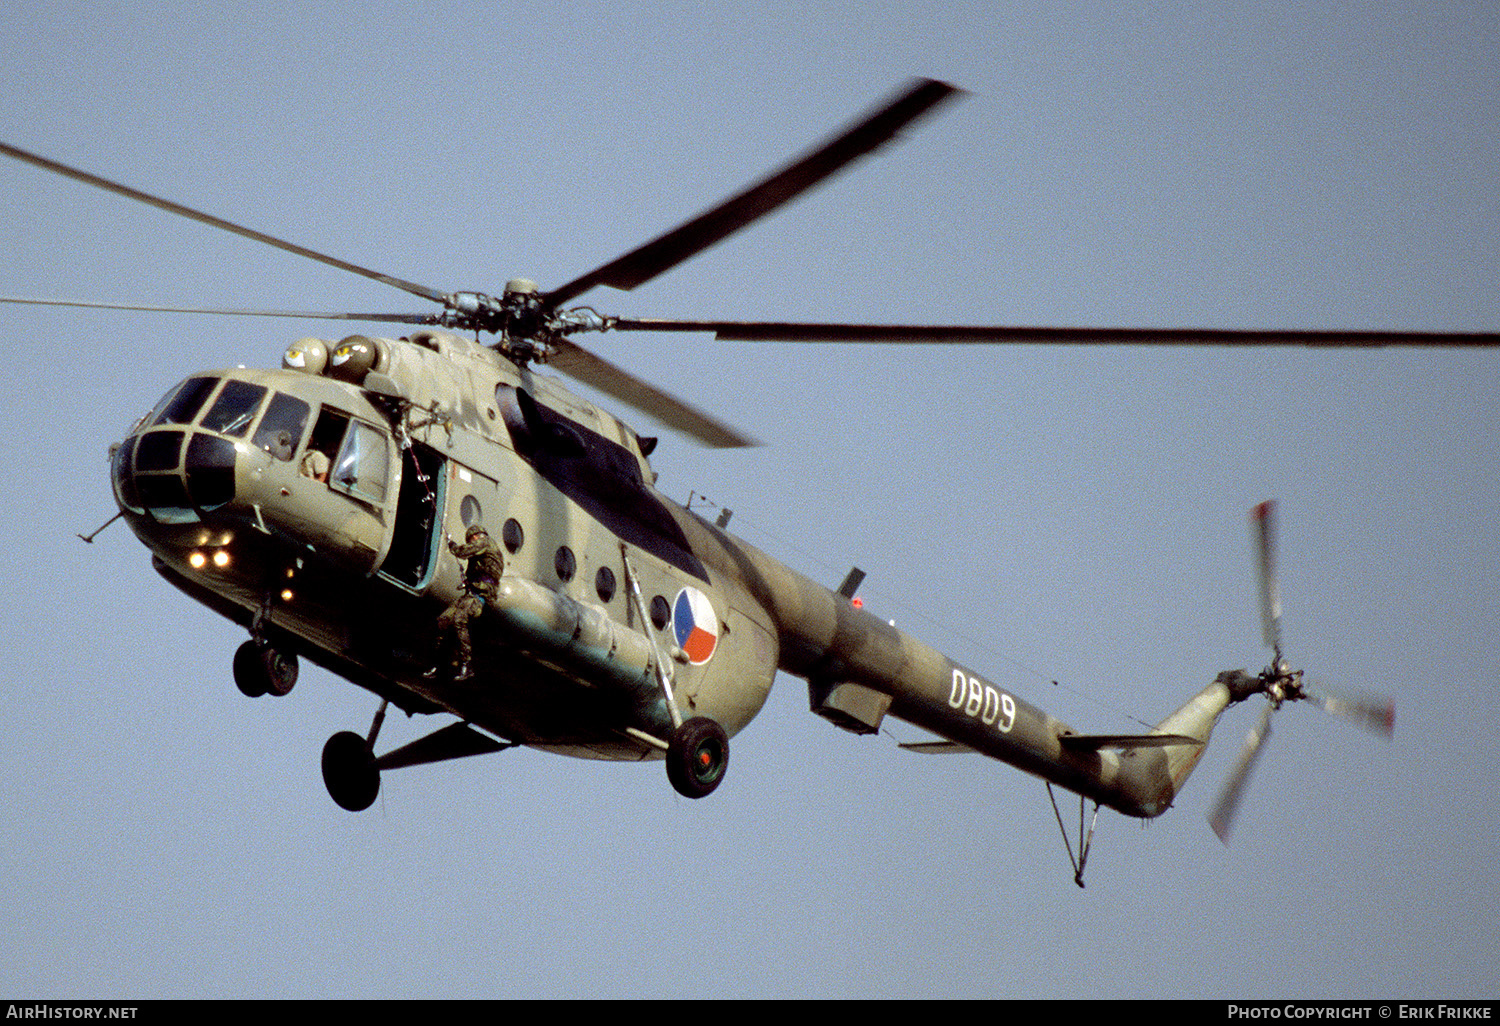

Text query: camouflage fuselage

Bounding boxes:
[115,329,1234,815]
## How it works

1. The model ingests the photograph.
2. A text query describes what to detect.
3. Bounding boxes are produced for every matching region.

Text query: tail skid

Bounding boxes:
[1045,670,1259,888]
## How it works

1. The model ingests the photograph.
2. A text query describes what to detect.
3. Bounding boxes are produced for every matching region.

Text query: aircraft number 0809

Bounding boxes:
[948,669,1016,732]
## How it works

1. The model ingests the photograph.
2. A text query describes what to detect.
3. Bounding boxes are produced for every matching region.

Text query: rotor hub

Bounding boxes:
[1260,663,1305,708]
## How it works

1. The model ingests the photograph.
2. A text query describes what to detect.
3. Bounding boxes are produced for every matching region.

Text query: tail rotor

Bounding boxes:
[1207,501,1395,843]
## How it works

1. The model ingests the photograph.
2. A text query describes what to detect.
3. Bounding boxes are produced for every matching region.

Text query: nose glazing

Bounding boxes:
[114,425,240,524]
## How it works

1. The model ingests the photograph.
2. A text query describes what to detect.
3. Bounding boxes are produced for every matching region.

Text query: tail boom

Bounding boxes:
[689,516,1253,819]
[883,664,1249,818]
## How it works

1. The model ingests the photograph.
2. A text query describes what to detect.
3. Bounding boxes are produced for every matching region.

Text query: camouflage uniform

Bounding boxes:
[430,525,505,680]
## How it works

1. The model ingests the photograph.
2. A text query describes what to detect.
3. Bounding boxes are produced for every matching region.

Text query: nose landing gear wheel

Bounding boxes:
[666,717,729,799]
[322,730,380,811]
[233,640,298,698]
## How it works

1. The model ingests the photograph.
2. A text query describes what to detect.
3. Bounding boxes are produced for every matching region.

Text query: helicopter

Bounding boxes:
[4,79,1483,884]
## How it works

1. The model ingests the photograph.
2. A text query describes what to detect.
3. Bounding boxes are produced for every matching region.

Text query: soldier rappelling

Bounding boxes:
[427,525,505,681]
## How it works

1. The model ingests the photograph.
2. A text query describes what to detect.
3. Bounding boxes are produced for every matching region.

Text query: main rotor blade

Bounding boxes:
[543,78,963,310]
[603,320,1500,347]
[0,141,448,305]
[0,296,437,324]
[546,338,758,448]
[1253,500,1283,659]
[1209,700,1275,844]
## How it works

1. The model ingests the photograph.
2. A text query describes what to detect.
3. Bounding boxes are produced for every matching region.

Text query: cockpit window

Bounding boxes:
[134,377,195,432]
[110,437,143,514]
[200,380,267,437]
[152,376,219,427]
[139,381,183,431]
[251,392,311,461]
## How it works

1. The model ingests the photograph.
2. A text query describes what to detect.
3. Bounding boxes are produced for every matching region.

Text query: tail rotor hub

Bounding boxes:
[1260,663,1305,709]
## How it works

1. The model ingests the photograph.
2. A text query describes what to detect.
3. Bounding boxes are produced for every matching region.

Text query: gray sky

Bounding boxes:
[2,0,1496,999]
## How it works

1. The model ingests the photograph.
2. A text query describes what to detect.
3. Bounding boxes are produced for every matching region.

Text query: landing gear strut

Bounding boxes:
[620,548,730,800]
[320,702,516,811]
[233,639,298,698]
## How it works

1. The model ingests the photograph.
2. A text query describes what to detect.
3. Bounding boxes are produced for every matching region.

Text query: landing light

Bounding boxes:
[188,549,232,570]
[280,589,294,602]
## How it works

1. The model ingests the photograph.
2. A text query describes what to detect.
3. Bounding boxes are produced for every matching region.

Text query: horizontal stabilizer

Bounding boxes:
[1058,732,1203,751]
[898,740,975,755]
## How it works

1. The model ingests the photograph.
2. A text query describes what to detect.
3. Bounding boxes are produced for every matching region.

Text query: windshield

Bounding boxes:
[199,380,267,437]
[152,376,218,427]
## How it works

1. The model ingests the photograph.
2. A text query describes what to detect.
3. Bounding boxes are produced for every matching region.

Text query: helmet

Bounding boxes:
[465,525,489,542]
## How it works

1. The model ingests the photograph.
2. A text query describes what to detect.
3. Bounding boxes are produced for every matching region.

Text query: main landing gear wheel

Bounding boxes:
[666,717,729,799]
[322,730,380,811]
[233,640,298,698]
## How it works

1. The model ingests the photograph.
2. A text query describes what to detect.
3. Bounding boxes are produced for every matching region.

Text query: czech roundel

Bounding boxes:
[672,587,719,665]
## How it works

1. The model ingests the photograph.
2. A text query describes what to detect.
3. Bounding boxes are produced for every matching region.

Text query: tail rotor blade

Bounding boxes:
[1209,700,1274,844]
[1306,684,1396,739]
[1253,500,1282,659]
